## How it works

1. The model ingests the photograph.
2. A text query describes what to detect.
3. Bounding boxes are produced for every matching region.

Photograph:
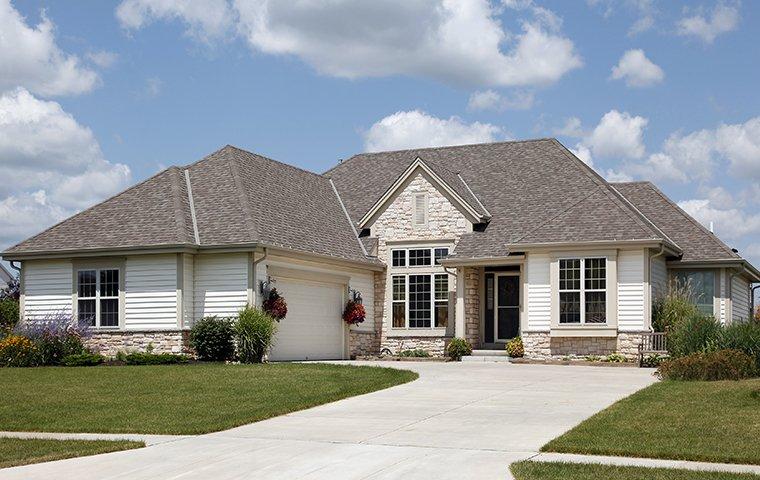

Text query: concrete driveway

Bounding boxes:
[0,361,656,480]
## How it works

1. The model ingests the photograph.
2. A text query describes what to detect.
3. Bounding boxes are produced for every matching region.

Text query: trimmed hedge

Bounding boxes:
[189,316,236,361]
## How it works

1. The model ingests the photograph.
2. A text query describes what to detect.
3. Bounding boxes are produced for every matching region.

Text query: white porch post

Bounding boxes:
[455,267,465,338]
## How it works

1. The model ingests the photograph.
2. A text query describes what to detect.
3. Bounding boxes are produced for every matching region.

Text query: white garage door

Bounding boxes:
[268,277,345,361]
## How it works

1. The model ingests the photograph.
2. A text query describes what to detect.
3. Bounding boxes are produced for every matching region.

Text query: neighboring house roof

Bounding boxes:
[3,146,373,264]
[328,138,674,259]
[0,263,13,288]
[612,181,741,263]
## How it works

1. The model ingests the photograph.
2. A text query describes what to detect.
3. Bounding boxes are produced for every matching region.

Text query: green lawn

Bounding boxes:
[542,379,760,465]
[0,363,417,435]
[510,461,760,480]
[0,438,143,469]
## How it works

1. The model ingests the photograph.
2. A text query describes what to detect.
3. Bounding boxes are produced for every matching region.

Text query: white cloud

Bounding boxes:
[467,89,534,111]
[678,198,760,241]
[116,0,234,42]
[144,77,163,97]
[570,143,593,166]
[363,110,504,152]
[234,0,583,88]
[0,0,99,96]
[86,51,119,69]
[626,152,689,183]
[610,49,664,87]
[0,88,131,249]
[676,2,740,44]
[584,110,648,160]
[628,15,654,36]
[554,117,585,138]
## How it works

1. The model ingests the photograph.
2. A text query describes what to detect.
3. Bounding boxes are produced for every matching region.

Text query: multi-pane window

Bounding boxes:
[673,270,715,316]
[392,275,406,328]
[77,269,119,328]
[434,247,449,265]
[392,250,406,267]
[559,258,606,324]
[390,246,451,329]
[408,248,432,267]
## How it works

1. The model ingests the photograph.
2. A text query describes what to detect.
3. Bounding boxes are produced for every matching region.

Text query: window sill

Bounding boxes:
[386,327,448,338]
[550,325,617,337]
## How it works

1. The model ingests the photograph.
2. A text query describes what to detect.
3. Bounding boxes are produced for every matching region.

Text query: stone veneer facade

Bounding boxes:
[522,331,645,361]
[86,330,190,357]
[348,271,385,357]
[463,267,481,348]
[372,173,472,357]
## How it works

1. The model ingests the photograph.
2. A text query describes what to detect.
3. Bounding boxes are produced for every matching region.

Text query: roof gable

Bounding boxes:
[357,157,488,228]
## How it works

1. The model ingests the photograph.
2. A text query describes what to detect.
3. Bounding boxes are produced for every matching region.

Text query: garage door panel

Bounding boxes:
[269,277,345,361]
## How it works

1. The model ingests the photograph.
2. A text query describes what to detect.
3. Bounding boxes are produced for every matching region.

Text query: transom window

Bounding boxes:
[77,269,120,328]
[559,258,606,324]
[391,247,449,267]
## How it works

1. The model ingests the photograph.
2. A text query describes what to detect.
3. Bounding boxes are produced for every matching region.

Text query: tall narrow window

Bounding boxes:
[559,258,606,324]
[77,268,119,328]
[434,274,448,327]
[392,275,406,328]
[413,193,427,227]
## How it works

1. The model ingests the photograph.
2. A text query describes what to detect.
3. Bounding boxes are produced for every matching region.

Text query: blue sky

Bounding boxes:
[1,0,759,276]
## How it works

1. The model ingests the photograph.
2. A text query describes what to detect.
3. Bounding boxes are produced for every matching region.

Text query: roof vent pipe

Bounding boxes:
[710,221,714,233]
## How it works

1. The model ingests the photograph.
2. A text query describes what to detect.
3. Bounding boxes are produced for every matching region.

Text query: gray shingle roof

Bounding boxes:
[613,181,741,262]
[4,146,373,264]
[328,138,669,259]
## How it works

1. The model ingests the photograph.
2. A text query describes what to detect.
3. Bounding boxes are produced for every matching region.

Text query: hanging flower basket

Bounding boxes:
[343,300,366,325]
[263,288,287,321]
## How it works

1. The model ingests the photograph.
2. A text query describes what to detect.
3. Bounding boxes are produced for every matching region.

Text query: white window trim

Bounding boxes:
[391,246,450,268]
[74,267,122,329]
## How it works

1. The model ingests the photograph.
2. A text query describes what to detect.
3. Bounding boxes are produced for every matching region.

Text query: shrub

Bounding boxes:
[14,313,89,365]
[398,349,430,358]
[0,335,38,367]
[667,313,722,358]
[122,352,189,365]
[446,337,472,361]
[657,349,757,381]
[62,352,105,366]
[505,337,524,358]
[235,305,277,363]
[602,353,628,363]
[721,321,760,368]
[641,353,666,368]
[585,355,602,362]
[0,298,19,332]
[189,316,236,361]
[652,281,701,333]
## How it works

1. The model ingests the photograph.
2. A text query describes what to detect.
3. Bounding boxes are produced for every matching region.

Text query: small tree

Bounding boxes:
[235,305,278,363]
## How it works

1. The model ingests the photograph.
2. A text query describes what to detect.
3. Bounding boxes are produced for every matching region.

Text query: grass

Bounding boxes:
[0,363,417,435]
[542,379,760,465]
[510,461,760,480]
[0,438,143,469]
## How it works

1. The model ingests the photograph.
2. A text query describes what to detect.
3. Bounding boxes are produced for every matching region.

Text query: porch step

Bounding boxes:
[462,354,511,363]
[471,349,508,356]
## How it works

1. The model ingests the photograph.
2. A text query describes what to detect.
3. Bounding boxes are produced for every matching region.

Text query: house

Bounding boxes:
[2,139,758,360]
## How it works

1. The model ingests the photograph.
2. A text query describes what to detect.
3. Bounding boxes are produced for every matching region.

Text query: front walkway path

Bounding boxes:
[532,452,760,476]
[0,361,655,480]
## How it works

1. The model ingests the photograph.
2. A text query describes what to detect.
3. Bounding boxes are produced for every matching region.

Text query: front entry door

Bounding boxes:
[496,274,520,341]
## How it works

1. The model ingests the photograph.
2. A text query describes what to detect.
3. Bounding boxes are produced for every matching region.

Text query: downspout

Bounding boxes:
[251,248,268,306]
[752,284,760,320]
[9,261,20,273]
[648,246,666,332]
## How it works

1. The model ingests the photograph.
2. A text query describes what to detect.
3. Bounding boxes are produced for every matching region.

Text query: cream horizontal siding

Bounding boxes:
[23,260,72,320]
[526,253,551,331]
[732,275,751,322]
[194,253,248,321]
[183,254,194,327]
[617,249,645,331]
[124,254,177,330]
[650,254,667,300]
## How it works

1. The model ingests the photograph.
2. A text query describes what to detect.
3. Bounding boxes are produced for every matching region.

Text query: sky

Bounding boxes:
[1,0,759,282]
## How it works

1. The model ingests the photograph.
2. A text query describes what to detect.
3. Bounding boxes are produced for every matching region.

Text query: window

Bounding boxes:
[392,249,406,267]
[77,268,119,328]
[413,193,427,226]
[673,270,715,316]
[408,248,432,267]
[392,275,406,328]
[559,258,606,324]
[389,245,451,329]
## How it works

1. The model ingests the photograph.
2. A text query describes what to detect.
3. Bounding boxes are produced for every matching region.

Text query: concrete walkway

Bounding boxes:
[532,452,760,476]
[0,361,656,480]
